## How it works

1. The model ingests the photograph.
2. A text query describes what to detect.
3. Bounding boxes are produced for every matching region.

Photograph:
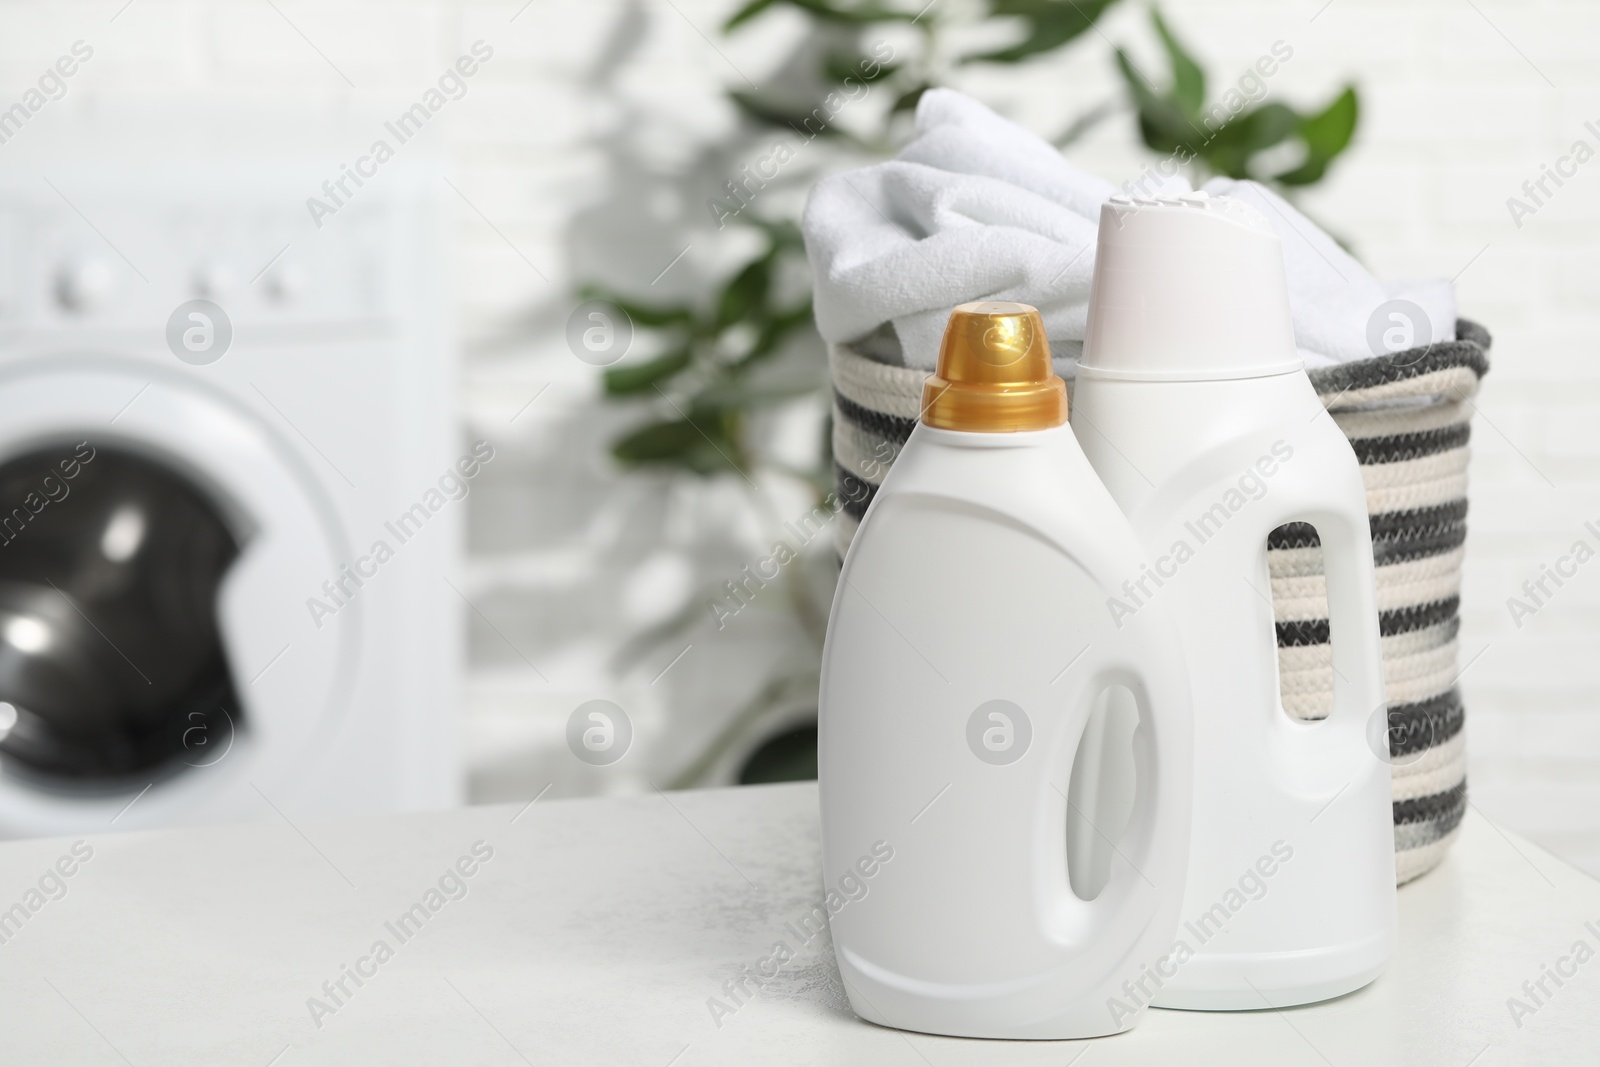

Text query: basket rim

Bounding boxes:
[1308,318,1490,402]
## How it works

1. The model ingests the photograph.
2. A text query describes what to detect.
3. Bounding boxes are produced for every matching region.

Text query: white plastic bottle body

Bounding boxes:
[1070,369,1396,1010]
[818,422,1193,1039]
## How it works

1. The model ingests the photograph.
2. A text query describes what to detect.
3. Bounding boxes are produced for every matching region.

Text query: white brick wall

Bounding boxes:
[6,0,1599,873]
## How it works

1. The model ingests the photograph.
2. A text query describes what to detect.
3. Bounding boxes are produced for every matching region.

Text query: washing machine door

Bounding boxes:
[0,362,352,835]
[0,444,243,778]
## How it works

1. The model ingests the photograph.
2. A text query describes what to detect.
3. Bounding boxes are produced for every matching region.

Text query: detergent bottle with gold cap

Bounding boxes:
[817,301,1195,1039]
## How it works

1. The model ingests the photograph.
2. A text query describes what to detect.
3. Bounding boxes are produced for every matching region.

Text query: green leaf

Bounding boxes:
[1114,48,1163,112]
[603,348,693,395]
[771,298,815,331]
[965,0,1121,65]
[734,299,814,367]
[1116,49,1200,154]
[1225,102,1299,151]
[1300,86,1359,158]
[891,82,931,115]
[747,216,805,250]
[611,416,742,475]
[1135,101,1204,156]
[715,257,773,330]
[1204,101,1299,177]
[822,51,899,85]
[1151,8,1205,114]
[774,0,919,24]
[611,419,698,463]
[723,0,778,31]
[1274,86,1358,186]
[696,380,823,409]
[577,286,695,329]
[1273,156,1326,187]
[728,90,842,135]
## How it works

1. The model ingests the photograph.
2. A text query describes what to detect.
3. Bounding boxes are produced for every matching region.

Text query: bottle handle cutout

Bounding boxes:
[1259,496,1386,788]
[1310,501,1387,730]
[1053,637,1188,948]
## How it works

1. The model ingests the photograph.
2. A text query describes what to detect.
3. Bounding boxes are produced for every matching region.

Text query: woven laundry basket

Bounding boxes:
[828,320,1490,885]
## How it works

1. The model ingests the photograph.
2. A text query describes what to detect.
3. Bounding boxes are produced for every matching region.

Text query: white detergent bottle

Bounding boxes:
[818,302,1193,1039]
[1070,193,1396,1010]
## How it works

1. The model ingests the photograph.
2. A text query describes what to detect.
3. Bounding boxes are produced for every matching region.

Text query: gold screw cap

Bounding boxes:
[921,301,1068,432]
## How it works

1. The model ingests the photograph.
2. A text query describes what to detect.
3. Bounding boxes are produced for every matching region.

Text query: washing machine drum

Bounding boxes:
[0,446,241,781]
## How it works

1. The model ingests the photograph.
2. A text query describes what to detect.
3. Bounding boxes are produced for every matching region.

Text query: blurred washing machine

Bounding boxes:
[0,162,460,836]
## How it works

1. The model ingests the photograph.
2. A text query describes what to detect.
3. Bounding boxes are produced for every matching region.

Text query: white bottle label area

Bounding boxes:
[828,499,1129,974]
[1071,371,1397,1011]
[818,424,1193,1039]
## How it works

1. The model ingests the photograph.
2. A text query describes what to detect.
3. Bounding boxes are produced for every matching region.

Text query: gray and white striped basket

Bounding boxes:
[828,321,1490,885]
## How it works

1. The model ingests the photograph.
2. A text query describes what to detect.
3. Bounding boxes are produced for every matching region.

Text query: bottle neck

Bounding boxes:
[1073,361,1304,384]
[913,420,1074,450]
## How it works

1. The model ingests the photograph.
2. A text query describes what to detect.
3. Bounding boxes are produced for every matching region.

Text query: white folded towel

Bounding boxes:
[802,89,1455,374]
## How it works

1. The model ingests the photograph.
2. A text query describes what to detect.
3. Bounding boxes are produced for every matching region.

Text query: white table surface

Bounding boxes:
[0,781,1595,1065]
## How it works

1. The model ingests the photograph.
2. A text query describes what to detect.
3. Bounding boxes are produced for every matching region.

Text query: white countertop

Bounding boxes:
[0,781,1595,1065]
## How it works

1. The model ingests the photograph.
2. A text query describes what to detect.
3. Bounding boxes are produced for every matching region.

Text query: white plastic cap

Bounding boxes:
[1079,192,1302,381]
